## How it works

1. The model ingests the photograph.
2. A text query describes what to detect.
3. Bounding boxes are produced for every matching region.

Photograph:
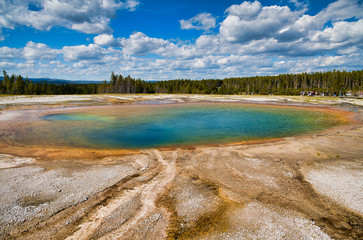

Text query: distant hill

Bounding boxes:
[0,77,102,84]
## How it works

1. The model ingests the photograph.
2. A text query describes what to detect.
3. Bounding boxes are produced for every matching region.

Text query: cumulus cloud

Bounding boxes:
[311,19,363,44]
[160,0,363,74]
[1,0,362,81]
[316,0,363,23]
[71,17,112,34]
[17,60,35,69]
[337,46,359,55]
[0,0,140,36]
[225,1,262,20]
[275,0,363,43]
[23,41,60,60]
[220,4,299,43]
[0,61,17,69]
[155,43,202,60]
[63,44,106,61]
[94,34,120,47]
[288,0,308,10]
[120,32,169,55]
[0,47,21,59]
[218,0,363,58]
[180,13,216,31]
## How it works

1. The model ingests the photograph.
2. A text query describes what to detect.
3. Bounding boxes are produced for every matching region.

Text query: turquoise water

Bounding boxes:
[39,104,340,149]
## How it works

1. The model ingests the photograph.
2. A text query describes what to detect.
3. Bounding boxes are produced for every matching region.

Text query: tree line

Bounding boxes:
[1,69,362,95]
[0,70,98,95]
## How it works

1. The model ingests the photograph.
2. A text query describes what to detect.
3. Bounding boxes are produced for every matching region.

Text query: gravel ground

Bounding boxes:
[206,202,331,240]
[1,94,362,107]
[0,163,137,237]
[0,95,96,105]
[0,95,362,239]
[0,154,34,169]
[172,175,221,224]
[304,161,363,215]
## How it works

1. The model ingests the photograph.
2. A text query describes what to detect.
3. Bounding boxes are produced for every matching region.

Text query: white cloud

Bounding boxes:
[337,46,359,55]
[193,58,207,69]
[220,4,299,43]
[156,43,201,60]
[124,0,140,11]
[63,44,106,61]
[288,0,308,10]
[94,34,120,47]
[17,60,35,69]
[225,1,262,20]
[180,13,216,31]
[23,41,60,60]
[216,55,250,66]
[121,32,169,55]
[71,17,112,34]
[49,60,67,68]
[0,47,20,59]
[0,0,140,36]
[218,0,363,57]
[0,61,17,69]
[316,0,363,23]
[280,0,363,38]
[196,35,219,49]
[274,54,363,73]
[311,19,363,44]
[1,0,362,81]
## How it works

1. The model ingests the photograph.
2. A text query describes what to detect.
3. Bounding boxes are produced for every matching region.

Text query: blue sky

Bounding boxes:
[0,0,362,81]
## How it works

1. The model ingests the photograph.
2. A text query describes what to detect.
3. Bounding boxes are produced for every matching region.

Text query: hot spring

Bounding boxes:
[8,103,342,149]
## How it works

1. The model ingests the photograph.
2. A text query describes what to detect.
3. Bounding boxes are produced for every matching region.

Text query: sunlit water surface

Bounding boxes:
[13,103,341,149]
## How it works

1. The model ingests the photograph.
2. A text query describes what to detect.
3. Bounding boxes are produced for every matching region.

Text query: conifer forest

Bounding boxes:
[1,69,362,96]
